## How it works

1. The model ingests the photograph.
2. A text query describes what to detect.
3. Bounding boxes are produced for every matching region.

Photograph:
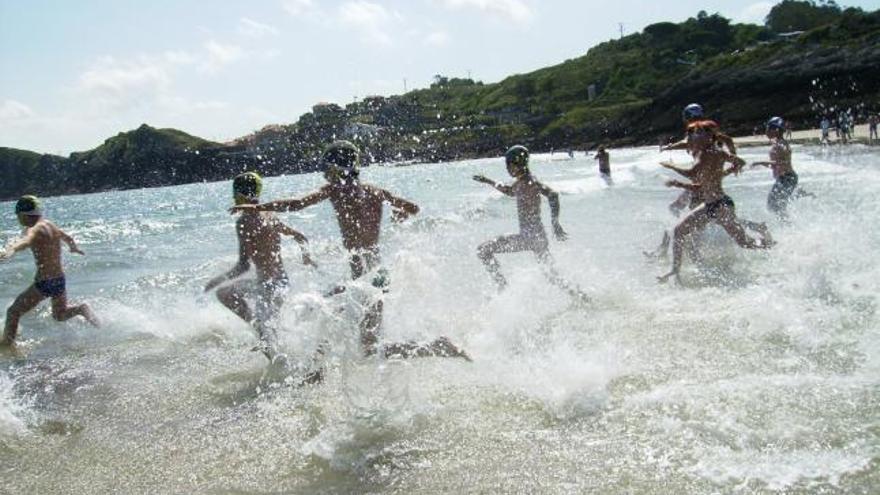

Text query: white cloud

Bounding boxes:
[163,50,196,65]
[199,40,244,74]
[238,17,280,38]
[282,0,315,17]
[77,55,173,112]
[337,1,398,45]
[424,30,451,47]
[436,0,533,24]
[0,99,36,121]
[735,2,774,25]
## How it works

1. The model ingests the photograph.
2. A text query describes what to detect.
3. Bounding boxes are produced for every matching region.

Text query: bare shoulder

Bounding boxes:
[361,182,385,195]
[35,220,57,238]
[362,183,395,200]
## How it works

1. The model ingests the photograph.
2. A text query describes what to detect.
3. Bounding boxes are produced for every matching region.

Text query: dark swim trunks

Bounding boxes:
[35,276,66,298]
[768,172,798,214]
[705,195,735,219]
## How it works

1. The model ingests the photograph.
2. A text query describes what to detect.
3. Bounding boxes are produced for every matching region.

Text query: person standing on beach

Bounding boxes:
[473,145,590,303]
[820,117,831,145]
[869,114,879,144]
[1,196,99,346]
[231,141,469,361]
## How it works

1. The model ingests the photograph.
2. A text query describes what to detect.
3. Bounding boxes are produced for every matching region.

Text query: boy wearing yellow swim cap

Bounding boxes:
[205,172,319,375]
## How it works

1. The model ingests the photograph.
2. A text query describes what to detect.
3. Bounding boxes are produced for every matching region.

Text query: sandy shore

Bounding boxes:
[734,123,877,147]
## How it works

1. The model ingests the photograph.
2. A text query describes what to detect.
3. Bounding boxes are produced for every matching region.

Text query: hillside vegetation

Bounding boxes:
[2,1,878,200]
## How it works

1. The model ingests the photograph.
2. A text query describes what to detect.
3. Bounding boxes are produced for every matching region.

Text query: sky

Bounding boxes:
[1,0,877,155]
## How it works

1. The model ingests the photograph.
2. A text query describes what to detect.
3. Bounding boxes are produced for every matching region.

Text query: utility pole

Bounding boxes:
[619,22,624,39]
[403,78,408,93]
[467,69,472,80]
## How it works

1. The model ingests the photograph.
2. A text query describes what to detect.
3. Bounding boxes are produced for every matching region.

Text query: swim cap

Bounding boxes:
[15,195,42,216]
[766,116,785,131]
[233,172,263,203]
[321,140,360,181]
[682,103,704,122]
[505,145,529,170]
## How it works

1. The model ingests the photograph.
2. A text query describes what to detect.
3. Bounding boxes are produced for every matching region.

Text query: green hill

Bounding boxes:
[2,2,878,200]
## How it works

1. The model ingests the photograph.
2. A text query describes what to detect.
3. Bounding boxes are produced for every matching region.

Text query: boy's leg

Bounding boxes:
[216,280,255,323]
[533,246,591,304]
[253,281,289,361]
[360,299,383,357]
[669,191,691,217]
[477,234,529,288]
[381,336,471,361]
[50,293,99,327]
[3,286,46,344]
[716,207,767,249]
[659,207,710,283]
[740,219,775,247]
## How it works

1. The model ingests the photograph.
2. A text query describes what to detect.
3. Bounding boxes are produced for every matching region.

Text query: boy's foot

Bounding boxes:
[429,336,472,362]
[299,367,324,386]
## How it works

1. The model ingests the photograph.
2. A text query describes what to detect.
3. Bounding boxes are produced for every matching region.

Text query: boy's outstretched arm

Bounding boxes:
[660,140,688,152]
[538,181,568,241]
[660,161,696,179]
[276,220,317,267]
[472,175,514,196]
[0,227,39,261]
[229,188,330,214]
[379,189,420,222]
[665,180,702,191]
[204,241,250,292]
[718,133,737,155]
[59,229,85,255]
[723,153,746,176]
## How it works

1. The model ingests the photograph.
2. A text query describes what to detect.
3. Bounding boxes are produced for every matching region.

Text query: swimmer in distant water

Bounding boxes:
[658,122,773,284]
[594,145,612,185]
[473,145,590,303]
[1,196,99,346]
[231,141,470,361]
[206,172,319,376]
[751,117,813,220]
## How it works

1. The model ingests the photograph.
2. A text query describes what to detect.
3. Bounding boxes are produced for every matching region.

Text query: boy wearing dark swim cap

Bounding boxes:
[230,142,470,361]
[750,117,812,219]
[205,172,318,372]
[1,196,99,345]
[473,145,590,303]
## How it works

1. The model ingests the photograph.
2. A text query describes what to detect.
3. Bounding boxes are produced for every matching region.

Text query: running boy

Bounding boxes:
[473,145,590,302]
[231,141,469,361]
[751,116,810,219]
[658,123,773,284]
[205,172,316,365]
[1,196,99,345]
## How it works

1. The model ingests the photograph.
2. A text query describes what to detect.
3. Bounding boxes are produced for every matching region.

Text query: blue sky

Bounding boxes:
[1,0,876,154]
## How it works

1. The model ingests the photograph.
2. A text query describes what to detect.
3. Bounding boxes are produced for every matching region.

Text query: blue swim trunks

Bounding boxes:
[35,276,66,298]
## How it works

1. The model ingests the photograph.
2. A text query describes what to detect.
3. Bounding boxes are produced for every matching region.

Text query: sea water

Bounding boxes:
[0,145,877,493]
